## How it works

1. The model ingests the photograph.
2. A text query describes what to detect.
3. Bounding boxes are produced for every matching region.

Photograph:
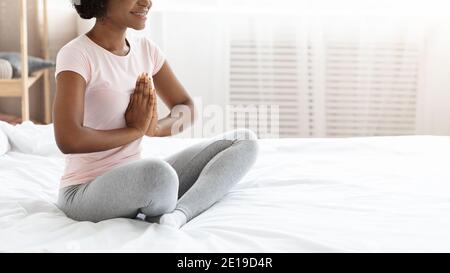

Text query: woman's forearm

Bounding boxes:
[155,115,185,137]
[151,101,196,137]
[60,126,143,154]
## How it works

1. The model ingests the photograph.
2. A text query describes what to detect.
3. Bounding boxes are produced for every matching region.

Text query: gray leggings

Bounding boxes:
[57,129,259,223]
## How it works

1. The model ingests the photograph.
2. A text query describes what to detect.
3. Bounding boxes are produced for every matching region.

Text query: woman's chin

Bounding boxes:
[129,23,146,31]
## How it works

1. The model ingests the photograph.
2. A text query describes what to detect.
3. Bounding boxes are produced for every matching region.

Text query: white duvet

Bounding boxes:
[1,121,450,252]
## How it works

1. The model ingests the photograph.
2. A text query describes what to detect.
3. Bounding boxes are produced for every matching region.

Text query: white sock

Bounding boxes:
[159,209,187,229]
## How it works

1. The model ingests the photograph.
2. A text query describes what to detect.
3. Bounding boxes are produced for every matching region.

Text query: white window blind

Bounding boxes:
[226,15,424,137]
[228,22,305,137]
[324,42,420,137]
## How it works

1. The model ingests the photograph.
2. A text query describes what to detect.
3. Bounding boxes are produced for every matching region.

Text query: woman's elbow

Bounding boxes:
[54,132,79,154]
[56,138,74,154]
[187,99,198,124]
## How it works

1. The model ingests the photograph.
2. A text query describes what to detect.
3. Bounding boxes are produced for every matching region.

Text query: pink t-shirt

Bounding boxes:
[55,33,166,189]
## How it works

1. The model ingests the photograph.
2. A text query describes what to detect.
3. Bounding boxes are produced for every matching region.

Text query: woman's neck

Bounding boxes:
[86,19,129,55]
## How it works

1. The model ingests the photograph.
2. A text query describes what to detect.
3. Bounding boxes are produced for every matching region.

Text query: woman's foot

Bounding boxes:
[159,209,187,229]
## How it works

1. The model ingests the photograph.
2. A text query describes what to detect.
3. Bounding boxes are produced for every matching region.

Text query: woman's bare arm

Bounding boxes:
[53,71,143,154]
[151,61,197,137]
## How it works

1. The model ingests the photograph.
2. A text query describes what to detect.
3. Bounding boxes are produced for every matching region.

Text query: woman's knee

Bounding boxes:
[132,159,179,206]
[216,129,259,161]
[235,128,258,141]
[217,128,258,141]
[239,139,259,163]
[229,129,259,151]
[139,159,179,190]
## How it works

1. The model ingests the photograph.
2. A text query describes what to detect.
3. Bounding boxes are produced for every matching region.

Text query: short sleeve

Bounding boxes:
[55,45,91,83]
[147,39,166,76]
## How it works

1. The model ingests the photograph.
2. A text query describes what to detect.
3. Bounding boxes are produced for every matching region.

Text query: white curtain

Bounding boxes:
[149,0,450,137]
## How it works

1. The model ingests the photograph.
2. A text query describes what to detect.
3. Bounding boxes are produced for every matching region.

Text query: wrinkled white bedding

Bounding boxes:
[1,121,450,252]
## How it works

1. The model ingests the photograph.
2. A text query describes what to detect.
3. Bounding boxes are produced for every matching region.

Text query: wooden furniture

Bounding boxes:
[0,0,51,124]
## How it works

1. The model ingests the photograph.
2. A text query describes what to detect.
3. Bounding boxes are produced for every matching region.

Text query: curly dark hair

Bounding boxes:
[73,0,108,20]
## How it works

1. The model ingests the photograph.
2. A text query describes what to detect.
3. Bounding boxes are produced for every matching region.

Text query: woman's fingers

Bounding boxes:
[137,73,146,106]
[141,76,150,114]
[150,90,157,125]
[149,76,156,113]
[144,75,150,98]
[131,73,155,116]
[149,75,155,90]
[148,84,155,111]
[126,92,134,112]
[135,74,141,89]
[132,74,140,109]
[144,73,151,98]
[127,75,142,113]
[152,89,156,113]
[136,73,145,94]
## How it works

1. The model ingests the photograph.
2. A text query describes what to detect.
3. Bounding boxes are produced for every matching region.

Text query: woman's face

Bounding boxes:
[104,0,152,30]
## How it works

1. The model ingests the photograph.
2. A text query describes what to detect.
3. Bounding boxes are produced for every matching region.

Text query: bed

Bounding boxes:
[1,120,450,252]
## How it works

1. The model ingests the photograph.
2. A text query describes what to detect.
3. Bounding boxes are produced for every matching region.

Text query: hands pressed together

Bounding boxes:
[125,73,159,137]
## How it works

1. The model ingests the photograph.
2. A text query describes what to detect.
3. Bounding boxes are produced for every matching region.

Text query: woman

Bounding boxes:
[53,0,259,229]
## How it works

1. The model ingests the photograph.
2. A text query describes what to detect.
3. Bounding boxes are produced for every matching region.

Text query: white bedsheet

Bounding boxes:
[1,122,450,252]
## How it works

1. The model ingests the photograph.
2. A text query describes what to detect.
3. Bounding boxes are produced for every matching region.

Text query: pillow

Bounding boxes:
[0,52,55,78]
[0,58,13,79]
[0,122,11,156]
[0,120,63,157]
